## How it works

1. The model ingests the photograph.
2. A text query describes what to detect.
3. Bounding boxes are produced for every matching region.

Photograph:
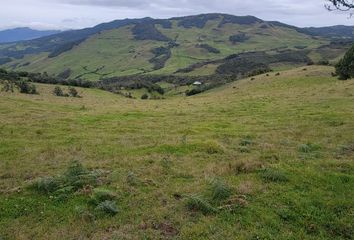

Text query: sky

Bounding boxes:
[0,0,353,30]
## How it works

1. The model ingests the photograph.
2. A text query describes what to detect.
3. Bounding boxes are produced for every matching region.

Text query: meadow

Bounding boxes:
[0,65,353,239]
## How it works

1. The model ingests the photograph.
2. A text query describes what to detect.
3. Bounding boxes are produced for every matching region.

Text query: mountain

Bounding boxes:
[0,14,352,80]
[0,27,61,43]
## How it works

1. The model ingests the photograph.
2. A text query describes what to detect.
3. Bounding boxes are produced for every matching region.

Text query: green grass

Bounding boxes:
[0,66,353,239]
[3,18,335,80]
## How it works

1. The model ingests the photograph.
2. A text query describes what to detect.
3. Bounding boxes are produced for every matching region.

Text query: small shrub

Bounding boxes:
[95,200,118,216]
[53,86,64,97]
[68,87,79,97]
[275,73,280,76]
[240,138,253,146]
[17,81,38,94]
[203,141,224,154]
[91,188,116,205]
[126,171,138,186]
[141,93,149,100]
[260,168,289,182]
[211,180,232,201]
[238,146,250,153]
[298,143,321,153]
[234,160,264,174]
[185,195,216,214]
[31,177,60,194]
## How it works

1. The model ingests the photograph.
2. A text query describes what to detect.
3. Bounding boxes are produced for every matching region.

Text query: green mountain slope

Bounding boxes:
[0,14,352,80]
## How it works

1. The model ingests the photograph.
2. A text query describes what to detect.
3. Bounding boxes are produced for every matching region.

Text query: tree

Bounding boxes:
[53,86,64,96]
[68,87,79,97]
[17,81,38,94]
[335,44,354,80]
[141,93,149,100]
[326,0,354,13]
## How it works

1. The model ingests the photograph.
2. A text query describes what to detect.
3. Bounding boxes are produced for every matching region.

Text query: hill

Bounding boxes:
[0,14,352,81]
[0,65,353,239]
[0,27,61,43]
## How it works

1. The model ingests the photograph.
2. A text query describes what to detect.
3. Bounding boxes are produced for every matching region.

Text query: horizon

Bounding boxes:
[0,0,353,30]
[0,13,353,32]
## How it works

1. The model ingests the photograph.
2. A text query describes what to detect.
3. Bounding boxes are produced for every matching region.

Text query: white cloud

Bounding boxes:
[0,0,352,30]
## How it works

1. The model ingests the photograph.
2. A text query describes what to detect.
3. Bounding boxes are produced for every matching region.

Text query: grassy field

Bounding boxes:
[0,66,353,239]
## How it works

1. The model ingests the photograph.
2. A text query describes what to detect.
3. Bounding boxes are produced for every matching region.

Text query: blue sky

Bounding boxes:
[0,0,352,30]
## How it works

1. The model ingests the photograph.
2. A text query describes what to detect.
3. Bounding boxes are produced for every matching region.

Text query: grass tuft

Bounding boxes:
[260,168,289,182]
[210,179,232,201]
[95,200,119,216]
[185,195,217,214]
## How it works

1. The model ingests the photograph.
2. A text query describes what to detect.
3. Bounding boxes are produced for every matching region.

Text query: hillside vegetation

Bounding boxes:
[0,14,352,81]
[0,66,353,239]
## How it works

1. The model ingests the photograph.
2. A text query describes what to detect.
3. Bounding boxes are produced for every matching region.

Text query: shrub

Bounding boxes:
[335,44,354,80]
[211,180,232,201]
[317,59,330,66]
[126,171,138,186]
[30,161,101,195]
[234,160,264,174]
[260,168,289,182]
[95,200,118,216]
[17,81,38,94]
[229,33,250,44]
[53,86,64,96]
[185,195,216,214]
[240,138,253,146]
[68,87,79,97]
[298,143,321,153]
[141,93,149,100]
[30,177,60,194]
[91,188,116,205]
[203,141,224,154]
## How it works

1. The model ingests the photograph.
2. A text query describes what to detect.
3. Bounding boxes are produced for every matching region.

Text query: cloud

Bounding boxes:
[0,0,352,30]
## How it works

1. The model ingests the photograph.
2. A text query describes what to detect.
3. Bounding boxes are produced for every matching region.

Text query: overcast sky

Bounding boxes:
[0,0,353,30]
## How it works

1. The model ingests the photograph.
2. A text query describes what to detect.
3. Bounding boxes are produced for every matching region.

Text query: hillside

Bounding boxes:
[0,65,353,239]
[0,27,61,43]
[0,14,352,80]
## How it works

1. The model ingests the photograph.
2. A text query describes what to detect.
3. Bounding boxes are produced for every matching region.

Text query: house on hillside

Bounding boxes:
[192,81,202,86]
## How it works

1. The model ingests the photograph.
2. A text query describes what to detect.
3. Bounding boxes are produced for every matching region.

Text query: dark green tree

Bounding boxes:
[335,44,354,80]
[53,86,64,96]
[141,93,149,100]
[68,87,79,97]
[17,81,38,94]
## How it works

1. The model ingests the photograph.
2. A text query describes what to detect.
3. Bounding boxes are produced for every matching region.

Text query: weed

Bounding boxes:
[30,177,60,194]
[95,200,118,216]
[260,168,289,182]
[298,143,321,153]
[185,195,217,214]
[210,179,232,201]
[203,141,224,154]
[90,188,116,205]
[234,160,264,174]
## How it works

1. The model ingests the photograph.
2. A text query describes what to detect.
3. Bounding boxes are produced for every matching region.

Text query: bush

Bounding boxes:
[335,44,354,80]
[95,200,118,216]
[229,33,250,44]
[30,161,101,195]
[68,87,79,97]
[185,195,216,214]
[141,93,149,100]
[53,86,64,96]
[30,177,60,194]
[203,141,224,154]
[211,180,231,201]
[17,81,38,94]
[91,188,116,205]
[298,143,321,153]
[260,168,289,182]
